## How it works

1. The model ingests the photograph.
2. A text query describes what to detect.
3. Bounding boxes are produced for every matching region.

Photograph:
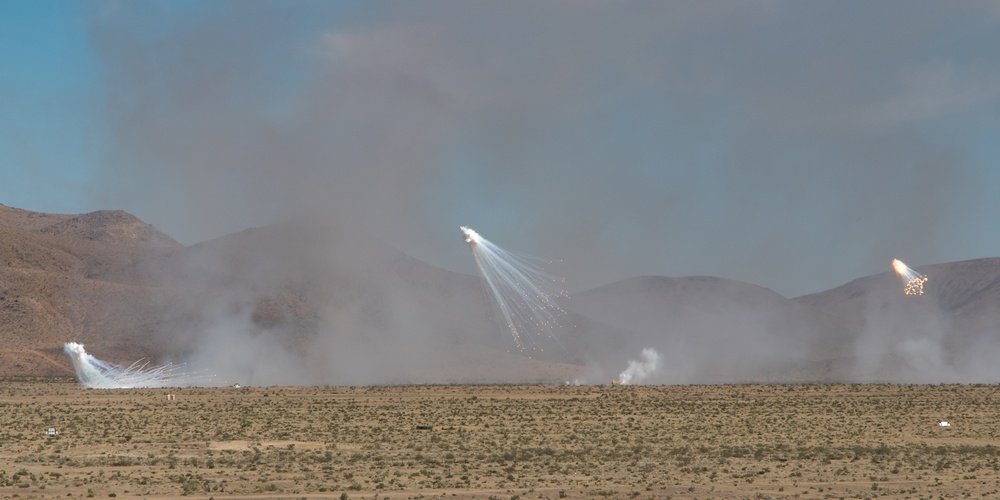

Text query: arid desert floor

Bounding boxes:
[3,378,1000,499]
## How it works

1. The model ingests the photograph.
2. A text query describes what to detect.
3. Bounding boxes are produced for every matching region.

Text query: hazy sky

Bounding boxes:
[2,1,1000,297]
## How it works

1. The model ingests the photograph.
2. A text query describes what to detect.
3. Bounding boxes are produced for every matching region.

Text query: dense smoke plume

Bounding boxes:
[139,223,521,386]
[87,2,1000,297]
[76,3,1000,385]
[853,290,955,383]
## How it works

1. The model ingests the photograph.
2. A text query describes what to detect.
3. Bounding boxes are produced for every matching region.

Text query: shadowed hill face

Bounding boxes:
[920,259,1000,317]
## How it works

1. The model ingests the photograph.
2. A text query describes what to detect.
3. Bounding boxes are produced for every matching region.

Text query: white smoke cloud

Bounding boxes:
[86,2,1000,298]
[63,342,211,389]
[617,348,662,385]
[65,2,1000,386]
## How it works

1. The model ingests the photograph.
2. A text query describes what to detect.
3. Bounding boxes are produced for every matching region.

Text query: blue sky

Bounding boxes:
[0,1,101,213]
[2,1,1000,297]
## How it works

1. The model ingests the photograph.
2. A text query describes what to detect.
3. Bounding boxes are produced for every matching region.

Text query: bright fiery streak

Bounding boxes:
[460,226,569,352]
[63,342,211,389]
[892,259,928,296]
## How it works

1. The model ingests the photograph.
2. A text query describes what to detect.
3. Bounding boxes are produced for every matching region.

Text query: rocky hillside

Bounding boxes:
[0,205,588,383]
[4,203,1000,384]
[0,204,181,375]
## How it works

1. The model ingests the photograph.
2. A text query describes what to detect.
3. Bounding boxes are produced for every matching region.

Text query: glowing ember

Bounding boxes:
[892,259,928,296]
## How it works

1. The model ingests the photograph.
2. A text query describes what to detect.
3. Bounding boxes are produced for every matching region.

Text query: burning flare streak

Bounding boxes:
[460,226,569,352]
[63,342,209,389]
[892,259,928,296]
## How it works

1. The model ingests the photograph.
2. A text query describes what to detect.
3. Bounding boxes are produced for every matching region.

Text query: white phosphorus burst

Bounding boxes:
[892,259,928,296]
[460,226,569,352]
[63,342,210,389]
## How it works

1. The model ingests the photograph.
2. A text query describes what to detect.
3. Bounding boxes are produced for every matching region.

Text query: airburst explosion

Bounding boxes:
[63,342,210,389]
[460,226,569,352]
[892,259,928,296]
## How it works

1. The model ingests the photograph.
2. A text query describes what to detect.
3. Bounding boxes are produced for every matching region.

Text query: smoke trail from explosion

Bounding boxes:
[460,226,569,352]
[616,348,662,385]
[63,342,211,389]
[892,259,928,296]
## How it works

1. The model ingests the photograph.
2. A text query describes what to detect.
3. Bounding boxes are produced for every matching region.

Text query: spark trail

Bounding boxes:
[63,342,210,389]
[460,226,569,352]
[892,259,928,296]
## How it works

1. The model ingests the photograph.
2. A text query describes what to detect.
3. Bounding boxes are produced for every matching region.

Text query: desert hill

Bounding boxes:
[0,204,180,376]
[0,205,591,383]
[792,258,1000,381]
[795,258,1000,328]
[567,275,856,383]
[4,203,1000,384]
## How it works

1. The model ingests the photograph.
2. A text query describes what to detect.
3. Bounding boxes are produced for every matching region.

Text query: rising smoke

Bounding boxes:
[139,223,511,387]
[616,348,662,385]
[87,2,994,297]
[76,3,1000,386]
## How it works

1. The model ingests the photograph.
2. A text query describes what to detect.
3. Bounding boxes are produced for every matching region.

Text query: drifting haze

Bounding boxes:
[84,1,1000,297]
[6,1,994,386]
[140,222,526,386]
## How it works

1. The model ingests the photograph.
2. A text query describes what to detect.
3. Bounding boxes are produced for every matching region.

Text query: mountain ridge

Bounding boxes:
[3,203,999,384]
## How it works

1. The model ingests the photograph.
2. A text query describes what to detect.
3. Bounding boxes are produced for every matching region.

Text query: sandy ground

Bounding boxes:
[3,378,1000,499]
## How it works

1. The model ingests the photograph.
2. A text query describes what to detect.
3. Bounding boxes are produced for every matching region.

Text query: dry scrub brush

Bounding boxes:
[2,379,1000,498]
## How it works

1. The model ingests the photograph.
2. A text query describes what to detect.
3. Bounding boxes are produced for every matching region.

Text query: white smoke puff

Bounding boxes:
[63,342,211,389]
[617,348,662,385]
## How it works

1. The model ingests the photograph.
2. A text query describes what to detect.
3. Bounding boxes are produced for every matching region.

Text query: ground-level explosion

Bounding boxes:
[614,348,662,385]
[63,342,209,389]
[892,259,928,296]
[460,226,569,352]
